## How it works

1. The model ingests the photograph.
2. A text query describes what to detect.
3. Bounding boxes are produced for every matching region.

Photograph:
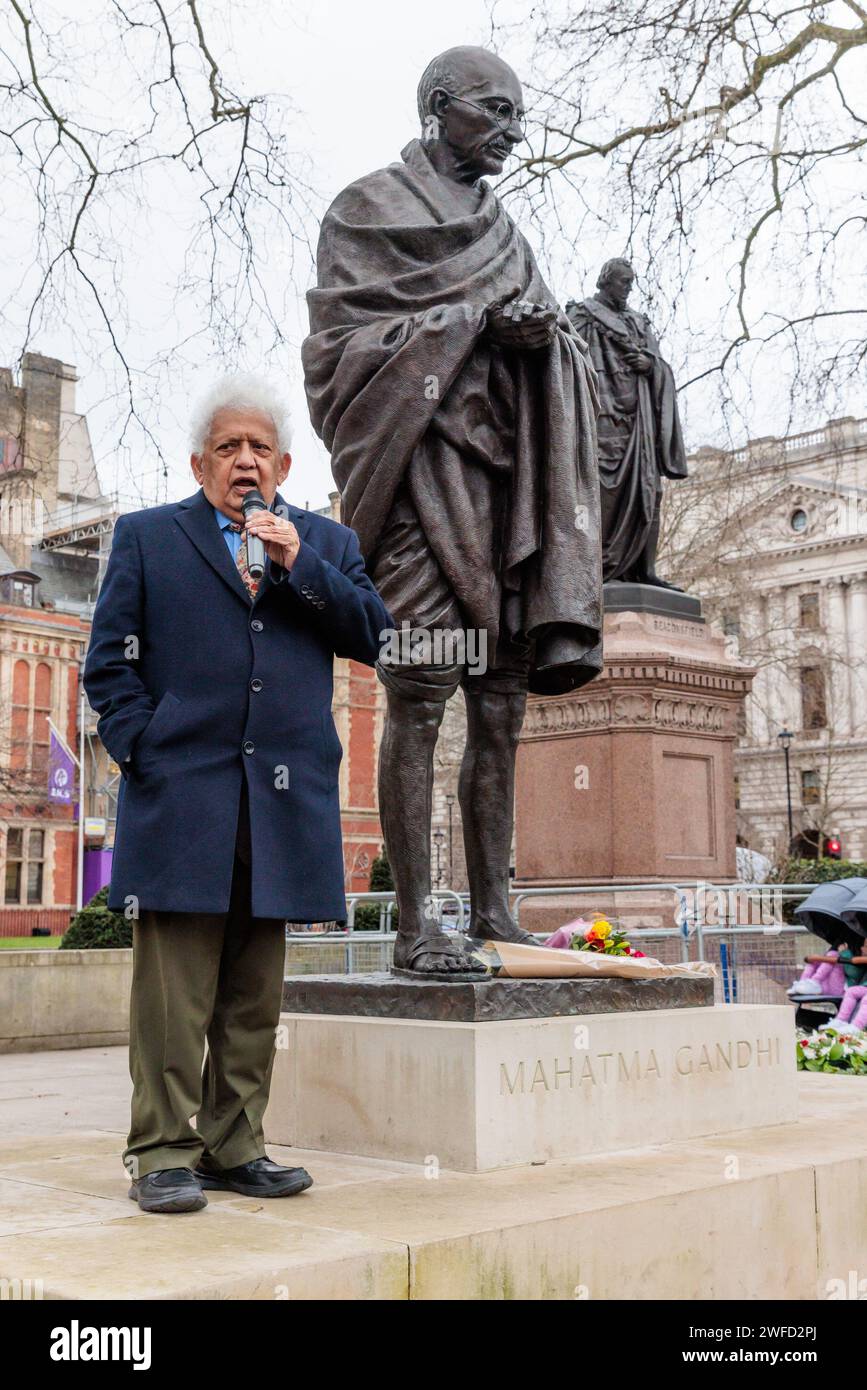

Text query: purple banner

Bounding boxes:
[83,849,113,905]
[48,728,77,803]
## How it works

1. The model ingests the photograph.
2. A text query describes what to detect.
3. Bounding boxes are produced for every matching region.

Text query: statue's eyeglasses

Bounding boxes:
[443,93,527,139]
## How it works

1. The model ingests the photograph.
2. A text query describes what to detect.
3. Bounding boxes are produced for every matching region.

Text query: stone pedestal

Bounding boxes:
[264,1000,797,1172]
[514,602,755,892]
[281,970,713,1021]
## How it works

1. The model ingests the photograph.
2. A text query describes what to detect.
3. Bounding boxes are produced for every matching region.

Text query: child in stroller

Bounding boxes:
[791,948,846,997]
[789,948,846,1029]
[826,945,867,1031]
[792,945,867,1031]
[792,878,867,1030]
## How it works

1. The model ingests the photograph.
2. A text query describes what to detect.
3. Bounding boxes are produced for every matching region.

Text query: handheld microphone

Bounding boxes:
[240,488,267,579]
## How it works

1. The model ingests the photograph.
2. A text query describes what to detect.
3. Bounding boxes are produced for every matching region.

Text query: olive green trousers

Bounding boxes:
[122,811,286,1181]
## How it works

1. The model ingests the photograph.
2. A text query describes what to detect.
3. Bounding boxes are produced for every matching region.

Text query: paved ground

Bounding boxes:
[1,1045,865,1299]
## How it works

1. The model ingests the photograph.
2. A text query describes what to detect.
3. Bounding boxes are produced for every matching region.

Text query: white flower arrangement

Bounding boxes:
[797,1023,867,1073]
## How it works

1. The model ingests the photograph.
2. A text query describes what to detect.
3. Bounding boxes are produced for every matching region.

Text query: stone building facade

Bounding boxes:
[662,414,867,864]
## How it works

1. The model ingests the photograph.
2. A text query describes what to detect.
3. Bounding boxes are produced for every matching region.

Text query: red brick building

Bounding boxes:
[0,354,114,935]
[0,604,89,934]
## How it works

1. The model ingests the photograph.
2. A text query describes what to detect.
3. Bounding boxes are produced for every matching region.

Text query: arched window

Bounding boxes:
[6,660,53,774]
[33,663,52,775]
[10,659,29,770]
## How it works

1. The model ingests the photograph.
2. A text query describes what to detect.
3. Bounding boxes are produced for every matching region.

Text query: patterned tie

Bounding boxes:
[229,522,260,601]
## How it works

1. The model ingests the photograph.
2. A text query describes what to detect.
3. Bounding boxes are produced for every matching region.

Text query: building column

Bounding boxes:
[823,577,852,737]
[739,594,763,741]
[764,589,793,734]
[848,575,867,739]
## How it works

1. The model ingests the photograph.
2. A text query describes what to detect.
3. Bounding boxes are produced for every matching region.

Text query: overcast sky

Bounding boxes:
[1,0,862,513]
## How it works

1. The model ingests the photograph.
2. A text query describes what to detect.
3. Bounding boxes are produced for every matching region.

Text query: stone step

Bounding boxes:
[0,1075,863,1299]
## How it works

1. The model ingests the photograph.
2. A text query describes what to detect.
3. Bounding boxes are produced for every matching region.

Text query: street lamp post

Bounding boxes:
[777,727,794,853]
[444,792,455,887]
[433,829,445,888]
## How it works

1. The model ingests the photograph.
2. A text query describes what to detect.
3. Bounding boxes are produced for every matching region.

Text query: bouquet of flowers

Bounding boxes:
[482,918,714,980]
[569,916,646,959]
[797,1025,867,1074]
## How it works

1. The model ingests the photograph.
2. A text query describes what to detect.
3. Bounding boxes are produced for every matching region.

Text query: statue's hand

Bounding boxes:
[486,300,558,350]
[624,349,653,375]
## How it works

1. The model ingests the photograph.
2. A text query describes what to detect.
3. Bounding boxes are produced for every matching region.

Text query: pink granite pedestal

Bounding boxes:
[514,607,755,931]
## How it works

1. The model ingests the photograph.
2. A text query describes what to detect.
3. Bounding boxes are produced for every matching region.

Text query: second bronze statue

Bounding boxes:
[567,259,688,588]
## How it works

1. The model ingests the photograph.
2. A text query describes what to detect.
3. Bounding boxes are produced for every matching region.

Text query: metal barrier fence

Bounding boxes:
[284,881,827,1005]
[698,926,828,1006]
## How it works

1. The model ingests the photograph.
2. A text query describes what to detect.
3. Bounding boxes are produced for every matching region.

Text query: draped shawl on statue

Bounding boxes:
[302,138,603,693]
[566,296,687,581]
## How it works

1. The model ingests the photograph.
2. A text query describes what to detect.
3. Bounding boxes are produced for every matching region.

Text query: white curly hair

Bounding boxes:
[190,373,293,456]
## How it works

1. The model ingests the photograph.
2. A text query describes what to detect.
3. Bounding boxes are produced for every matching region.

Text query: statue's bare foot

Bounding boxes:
[470,914,538,947]
[392,929,486,978]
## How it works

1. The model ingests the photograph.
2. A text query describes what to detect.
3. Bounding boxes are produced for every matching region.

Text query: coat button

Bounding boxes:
[250,618,263,632]
[243,740,255,755]
[317,600,326,609]
[301,584,310,595]
[250,678,263,692]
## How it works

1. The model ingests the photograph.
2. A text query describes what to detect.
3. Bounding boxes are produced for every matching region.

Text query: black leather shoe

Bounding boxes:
[127,1167,207,1213]
[193,1155,313,1197]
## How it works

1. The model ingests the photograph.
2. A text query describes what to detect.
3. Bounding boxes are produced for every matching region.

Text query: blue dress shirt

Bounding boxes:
[214,503,243,560]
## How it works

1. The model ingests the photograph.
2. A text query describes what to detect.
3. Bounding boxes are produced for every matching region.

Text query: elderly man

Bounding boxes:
[84,376,392,1213]
[303,47,602,977]
[566,259,688,586]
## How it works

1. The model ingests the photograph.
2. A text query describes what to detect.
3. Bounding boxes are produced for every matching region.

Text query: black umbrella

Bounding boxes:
[794,878,867,953]
[841,883,867,938]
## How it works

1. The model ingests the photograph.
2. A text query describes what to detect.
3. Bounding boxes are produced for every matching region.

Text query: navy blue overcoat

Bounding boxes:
[83,486,392,919]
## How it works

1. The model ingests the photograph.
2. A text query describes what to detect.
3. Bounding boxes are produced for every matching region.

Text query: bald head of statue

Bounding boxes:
[417,45,526,184]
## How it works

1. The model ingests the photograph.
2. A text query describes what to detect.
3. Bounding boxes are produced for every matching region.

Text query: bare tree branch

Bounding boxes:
[492,0,867,431]
[0,0,318,498]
